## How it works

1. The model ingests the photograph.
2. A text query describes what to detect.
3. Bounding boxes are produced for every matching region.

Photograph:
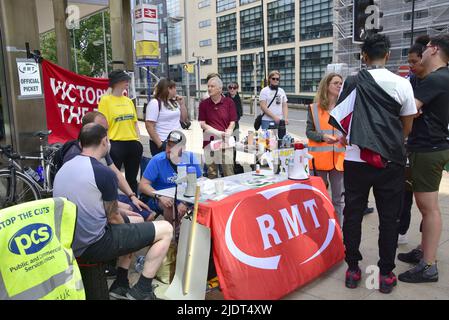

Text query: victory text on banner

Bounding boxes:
[42,60,109,144]
[197,177,345,300]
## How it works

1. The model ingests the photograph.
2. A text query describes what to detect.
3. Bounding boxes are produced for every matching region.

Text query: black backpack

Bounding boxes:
[50,139,79,183]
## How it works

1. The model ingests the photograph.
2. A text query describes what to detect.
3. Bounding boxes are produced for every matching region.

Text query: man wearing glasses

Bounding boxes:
[259,71,289,130]
[398,34,449,284]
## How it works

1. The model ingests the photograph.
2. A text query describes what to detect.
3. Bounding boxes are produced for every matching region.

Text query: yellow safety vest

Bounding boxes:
[0,198,85,300]
[308,103,345,171]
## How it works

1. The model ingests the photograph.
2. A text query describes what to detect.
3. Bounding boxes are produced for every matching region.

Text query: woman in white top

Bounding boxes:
[259,70,289,130]
[145,79,188,156]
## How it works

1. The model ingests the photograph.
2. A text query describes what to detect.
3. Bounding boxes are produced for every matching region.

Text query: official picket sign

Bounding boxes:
[17,59,42,98]
[197,177,345,300]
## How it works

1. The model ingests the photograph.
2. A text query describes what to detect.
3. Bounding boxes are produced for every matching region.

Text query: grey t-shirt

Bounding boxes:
[53,155,118,257]
[63,142,113,167]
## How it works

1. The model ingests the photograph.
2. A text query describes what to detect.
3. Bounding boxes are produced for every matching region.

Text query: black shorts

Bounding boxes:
[79,222,156,262]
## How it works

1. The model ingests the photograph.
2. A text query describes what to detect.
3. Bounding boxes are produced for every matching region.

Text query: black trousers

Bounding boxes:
[398,189,413,235]
[343,160,404,275]
[110,140,143,193]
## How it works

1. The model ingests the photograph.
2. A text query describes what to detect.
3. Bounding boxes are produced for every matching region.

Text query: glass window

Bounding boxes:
[240,6,263,50]
[240,0,258,5]
[167,0,182,57]
[217,13,237,53]
[218,56,238,88]
[199,39,212,47]
[240,53,265,93]
[198,0,211,9]
[268,48,295,93]
[199,19,211,28]
[300,43,333,92]
[216,0,236,13]
[300,0,333,41]
[267,0,295,45]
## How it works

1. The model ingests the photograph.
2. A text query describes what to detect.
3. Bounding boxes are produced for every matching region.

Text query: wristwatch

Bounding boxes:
[154,194,161,200]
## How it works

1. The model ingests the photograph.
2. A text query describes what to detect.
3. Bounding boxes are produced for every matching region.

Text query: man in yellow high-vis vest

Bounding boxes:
[0,198,85,300]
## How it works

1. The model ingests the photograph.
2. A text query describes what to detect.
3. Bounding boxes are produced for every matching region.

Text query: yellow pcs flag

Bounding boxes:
[136,41,160,59]
[183,64,195,74]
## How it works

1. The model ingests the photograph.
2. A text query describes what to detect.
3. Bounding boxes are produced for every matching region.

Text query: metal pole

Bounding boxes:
[183,0,191,119]
[253,53,258,116]
[196,57,201,101]
[261,0,268,87]
[147,67,151,106]
[73,29,78,73]
[102,10,108,75]
[410,0,416,47]
[166,22,170,79]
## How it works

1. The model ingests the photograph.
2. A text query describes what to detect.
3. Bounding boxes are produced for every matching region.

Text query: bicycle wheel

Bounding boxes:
[0,170,40,208]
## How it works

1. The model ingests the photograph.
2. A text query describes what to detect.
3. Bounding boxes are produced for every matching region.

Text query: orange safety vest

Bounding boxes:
[308,103,345,171]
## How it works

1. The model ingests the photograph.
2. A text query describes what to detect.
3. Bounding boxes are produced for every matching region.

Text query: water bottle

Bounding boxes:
[36,165,44,184]
[135,255,145,273]
[25,167,41,183]
[184,166,197,198]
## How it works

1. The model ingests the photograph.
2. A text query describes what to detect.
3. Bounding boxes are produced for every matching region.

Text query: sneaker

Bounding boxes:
[397,248,423,264]
[126,285,162,300]
[363,207,374,215]
[379,272,397,294]
[105,264,117,279]
[397,234,408,245]
[345,268,362,289]
[398,261,439,283]
[109,282,130,300]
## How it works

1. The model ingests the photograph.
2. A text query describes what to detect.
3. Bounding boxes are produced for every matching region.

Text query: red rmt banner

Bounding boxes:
[41,60,109,144]
[197,177,345,300]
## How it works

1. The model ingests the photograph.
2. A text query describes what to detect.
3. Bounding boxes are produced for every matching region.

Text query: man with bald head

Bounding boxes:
[199,76,237,178]
[54,123,173,300]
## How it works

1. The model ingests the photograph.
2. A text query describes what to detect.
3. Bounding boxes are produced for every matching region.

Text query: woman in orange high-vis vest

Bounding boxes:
[306,73,345,223]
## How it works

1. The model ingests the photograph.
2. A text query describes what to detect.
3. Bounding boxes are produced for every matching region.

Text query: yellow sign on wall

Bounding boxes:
[183,64,195,74]
[136,41,159,59]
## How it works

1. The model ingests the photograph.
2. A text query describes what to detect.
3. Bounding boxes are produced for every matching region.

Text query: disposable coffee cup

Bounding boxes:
[215,180,225,195]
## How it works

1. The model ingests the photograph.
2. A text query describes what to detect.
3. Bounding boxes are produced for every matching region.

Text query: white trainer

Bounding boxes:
[398,234,408,245]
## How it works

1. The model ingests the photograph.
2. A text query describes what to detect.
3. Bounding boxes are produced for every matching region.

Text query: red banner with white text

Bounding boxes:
[42,60,109,144]
[197,177,345,300]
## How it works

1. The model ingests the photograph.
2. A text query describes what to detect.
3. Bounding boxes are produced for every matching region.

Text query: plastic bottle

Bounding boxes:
[135,255,145,273]
[184,166,197,197]
[25,167,41,183]
[36,165,44,184]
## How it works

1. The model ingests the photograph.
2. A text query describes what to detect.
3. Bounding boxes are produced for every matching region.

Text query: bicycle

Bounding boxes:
[0,130,61,208]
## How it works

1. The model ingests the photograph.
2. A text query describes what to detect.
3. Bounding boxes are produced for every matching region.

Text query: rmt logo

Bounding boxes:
[8,224,53,255]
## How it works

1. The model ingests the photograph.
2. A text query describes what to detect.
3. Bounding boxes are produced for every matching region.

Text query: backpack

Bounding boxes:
[50,139,79,183]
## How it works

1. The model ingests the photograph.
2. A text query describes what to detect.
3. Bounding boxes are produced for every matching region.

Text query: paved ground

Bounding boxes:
[133,110,449,300]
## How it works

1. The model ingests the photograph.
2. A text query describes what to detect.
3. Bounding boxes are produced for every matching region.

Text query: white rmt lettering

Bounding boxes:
[279,204,307,239]
[256,214,281,250]
[57,104,70,123]
[303,199,321,229]
[57,104,96,124]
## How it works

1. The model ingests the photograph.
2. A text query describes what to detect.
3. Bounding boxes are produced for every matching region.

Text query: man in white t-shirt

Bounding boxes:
[330,34,417,294]
[259,70,289,130]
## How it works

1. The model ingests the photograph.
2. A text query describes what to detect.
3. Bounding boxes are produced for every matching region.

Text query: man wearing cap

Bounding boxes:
[139,130,202,225]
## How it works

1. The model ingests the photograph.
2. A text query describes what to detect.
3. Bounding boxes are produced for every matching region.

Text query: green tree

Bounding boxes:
[39,10,112,77]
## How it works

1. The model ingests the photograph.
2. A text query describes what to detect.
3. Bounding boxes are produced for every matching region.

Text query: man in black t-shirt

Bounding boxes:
[399,34,449,284]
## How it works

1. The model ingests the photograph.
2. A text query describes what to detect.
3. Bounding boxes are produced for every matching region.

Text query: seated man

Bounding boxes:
[139,130,202,225]
[63,111,154,221]
[53,123,173,300]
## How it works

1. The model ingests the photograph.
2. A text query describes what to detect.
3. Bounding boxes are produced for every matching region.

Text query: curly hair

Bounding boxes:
[361,34,391,60]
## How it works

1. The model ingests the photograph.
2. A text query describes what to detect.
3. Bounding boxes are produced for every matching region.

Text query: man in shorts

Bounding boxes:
[53,123,173,300]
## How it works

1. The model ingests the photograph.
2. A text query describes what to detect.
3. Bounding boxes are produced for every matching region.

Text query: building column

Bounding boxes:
[52,0,71,70]
[121,0,134,71]
[109,0,125,71]
[0,0,46,153]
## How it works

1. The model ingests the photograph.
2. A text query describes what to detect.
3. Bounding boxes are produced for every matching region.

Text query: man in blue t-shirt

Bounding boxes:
[139,130,202,225]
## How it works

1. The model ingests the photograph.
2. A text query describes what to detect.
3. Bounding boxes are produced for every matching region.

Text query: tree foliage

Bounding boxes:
[39,10,112,77]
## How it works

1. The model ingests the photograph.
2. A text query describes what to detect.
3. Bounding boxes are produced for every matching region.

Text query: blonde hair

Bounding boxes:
[314,73,343,111]
[268,70,281,80]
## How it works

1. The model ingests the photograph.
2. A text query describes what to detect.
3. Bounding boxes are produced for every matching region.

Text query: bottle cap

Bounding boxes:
[187,166,196,174]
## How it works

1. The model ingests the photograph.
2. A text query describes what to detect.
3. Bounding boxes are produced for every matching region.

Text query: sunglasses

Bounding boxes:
[228,86,237,90]
[271,78,280,81]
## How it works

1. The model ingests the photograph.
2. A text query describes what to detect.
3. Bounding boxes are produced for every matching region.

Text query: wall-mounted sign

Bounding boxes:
[17,59,42,98]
